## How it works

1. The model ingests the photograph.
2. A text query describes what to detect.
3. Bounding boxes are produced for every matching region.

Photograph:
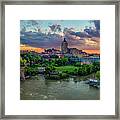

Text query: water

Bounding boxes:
[20,74,100,100]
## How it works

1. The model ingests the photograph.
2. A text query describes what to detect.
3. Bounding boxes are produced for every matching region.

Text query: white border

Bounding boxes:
[5,5,115,115]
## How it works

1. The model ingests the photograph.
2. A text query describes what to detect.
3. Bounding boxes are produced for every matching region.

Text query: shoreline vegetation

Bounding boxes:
[20,52,100,81]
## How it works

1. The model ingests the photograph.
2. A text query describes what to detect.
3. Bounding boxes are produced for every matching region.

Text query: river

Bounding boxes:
[20,74,100,100]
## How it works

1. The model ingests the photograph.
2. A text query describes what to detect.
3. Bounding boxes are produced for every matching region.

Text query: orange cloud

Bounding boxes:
[83,49,100,54]
[20,44,44,53]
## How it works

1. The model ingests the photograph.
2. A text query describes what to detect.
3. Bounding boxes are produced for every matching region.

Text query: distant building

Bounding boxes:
[60,38,88,57]
[68,48,82,56]
[61,38,68,54]
[68,56,100,63]
[45,48,60,54]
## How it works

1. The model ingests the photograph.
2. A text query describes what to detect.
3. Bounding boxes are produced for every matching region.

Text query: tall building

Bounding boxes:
[61,38,68,54]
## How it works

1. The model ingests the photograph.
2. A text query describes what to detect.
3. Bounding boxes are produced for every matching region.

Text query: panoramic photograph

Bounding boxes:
[20,20,100,100]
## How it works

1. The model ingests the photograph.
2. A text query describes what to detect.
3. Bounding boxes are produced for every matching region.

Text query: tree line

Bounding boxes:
[20,52,100,80]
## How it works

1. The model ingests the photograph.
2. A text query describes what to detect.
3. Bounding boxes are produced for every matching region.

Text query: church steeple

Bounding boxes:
[61,38,68,54]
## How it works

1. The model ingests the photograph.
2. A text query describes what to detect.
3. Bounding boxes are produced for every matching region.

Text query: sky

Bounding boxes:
[20,20,100,50]
[20,20,95,32]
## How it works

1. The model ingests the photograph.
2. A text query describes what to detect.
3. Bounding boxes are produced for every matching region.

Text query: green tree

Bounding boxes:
[25,66,39,76]
[74,62,81,67]
[92,62,100,72]
[20,57,27,67]
[21,52,42,66]
[45,66,55,77]
[95,71,100,80]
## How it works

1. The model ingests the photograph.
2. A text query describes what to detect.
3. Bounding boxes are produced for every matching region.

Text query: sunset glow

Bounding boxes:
[20,44,44,53]
[20,44,100,54]
[83,50,100,54]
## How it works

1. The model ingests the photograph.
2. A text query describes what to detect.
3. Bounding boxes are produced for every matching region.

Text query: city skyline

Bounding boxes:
[20,20,100,52]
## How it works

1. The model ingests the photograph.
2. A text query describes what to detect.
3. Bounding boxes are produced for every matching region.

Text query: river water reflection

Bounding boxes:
[20,74,100,100]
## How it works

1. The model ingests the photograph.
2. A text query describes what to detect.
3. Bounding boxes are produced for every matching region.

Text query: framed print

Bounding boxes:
[0,0,119,119]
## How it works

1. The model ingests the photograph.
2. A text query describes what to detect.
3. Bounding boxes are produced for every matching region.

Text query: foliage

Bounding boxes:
[21,52,42,66]
[92,62,100,72]
[54,57,69,66]
[25,66,39,76]
[59,73,69,79]
[45,66,56,76]
[20,52,100,78]
[95,71,100,80]
[74,62,81,67]
[20,57,27,67]
[78,62,100,76]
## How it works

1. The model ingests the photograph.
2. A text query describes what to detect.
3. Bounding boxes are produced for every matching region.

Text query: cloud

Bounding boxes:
[49,24,62,33]
[93,20,100,31]
[20,20,42,32]
[20,24,100,50]
[63,27,93,39]
[20,32,62,49]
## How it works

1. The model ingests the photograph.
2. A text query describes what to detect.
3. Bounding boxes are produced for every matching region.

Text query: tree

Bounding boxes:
[21,52,42,66]
[92,62,100,73]
[95,71,100,80]
[25,66,39,76]
[45,66,55,77]
[74,62,81,67]
[20,57,27,67]
[78,64,95,76]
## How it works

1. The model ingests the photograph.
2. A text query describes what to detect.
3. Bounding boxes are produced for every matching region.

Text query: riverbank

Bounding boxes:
[45,70,99,81]
[20,74,100,100]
